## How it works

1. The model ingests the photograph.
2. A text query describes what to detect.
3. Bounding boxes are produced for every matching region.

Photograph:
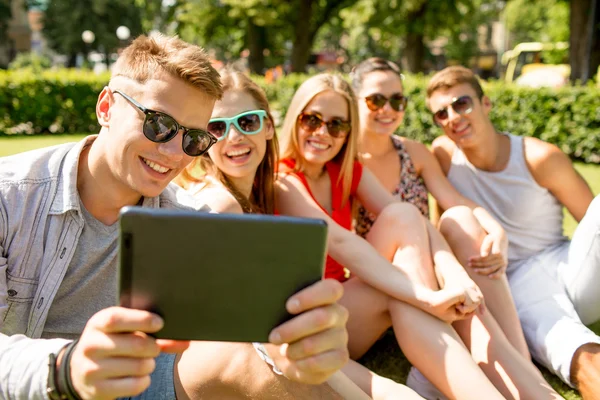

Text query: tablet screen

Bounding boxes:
[118,206,327,342]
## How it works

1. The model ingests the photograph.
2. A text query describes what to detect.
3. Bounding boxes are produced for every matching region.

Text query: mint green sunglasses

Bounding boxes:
[207,110,267,141]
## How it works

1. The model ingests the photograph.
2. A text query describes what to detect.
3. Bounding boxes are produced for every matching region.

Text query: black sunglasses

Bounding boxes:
[113,89,217,157]
[297,112,351,138]
[364,93,408,112]
[433,95,474,126]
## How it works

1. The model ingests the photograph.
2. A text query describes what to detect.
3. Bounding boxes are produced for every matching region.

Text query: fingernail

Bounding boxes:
[269,331,282,344]
[279,343,289,356]
[287,299,300,313]
[151,315,164,329]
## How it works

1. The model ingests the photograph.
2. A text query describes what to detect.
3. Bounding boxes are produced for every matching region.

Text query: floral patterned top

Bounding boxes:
[355,136,429,238]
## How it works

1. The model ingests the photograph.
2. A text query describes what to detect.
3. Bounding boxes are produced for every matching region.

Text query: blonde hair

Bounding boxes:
[279,73,359,205]
[178,67,279,214]
[110,32,223,99]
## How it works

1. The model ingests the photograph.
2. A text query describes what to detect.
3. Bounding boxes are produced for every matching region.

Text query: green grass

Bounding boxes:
[0,134,89,157]
[1,134,599,398]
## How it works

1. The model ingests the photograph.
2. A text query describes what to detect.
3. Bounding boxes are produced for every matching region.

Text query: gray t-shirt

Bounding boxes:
[42,201,118,339]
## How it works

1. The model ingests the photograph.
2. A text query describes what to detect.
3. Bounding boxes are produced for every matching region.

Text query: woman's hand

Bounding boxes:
[468,230,509,279]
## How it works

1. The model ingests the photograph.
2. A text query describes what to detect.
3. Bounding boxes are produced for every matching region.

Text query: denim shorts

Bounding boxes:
[120,353,177,400]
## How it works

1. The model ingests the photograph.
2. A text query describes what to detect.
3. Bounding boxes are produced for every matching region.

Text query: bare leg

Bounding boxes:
[342,359,423,400]
[438,205,529,359]
[344,203,505,399]
[571,343,600,400]
[175,341,343,399]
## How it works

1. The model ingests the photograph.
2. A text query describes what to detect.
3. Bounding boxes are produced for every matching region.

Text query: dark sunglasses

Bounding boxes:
[432,95,474,125]
[207,110,267,141]
[113,89,217,157]
[297,112,351,138]
[364,93,408,112]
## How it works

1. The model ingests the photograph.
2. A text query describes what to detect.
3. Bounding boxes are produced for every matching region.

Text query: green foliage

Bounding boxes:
[8,52,52,73]
[43,0,144,63]
[0,69,109,135]
[502,0,569,45]
[2,69,599,164]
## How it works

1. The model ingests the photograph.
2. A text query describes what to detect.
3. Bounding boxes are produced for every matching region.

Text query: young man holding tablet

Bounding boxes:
[0,33,349,399]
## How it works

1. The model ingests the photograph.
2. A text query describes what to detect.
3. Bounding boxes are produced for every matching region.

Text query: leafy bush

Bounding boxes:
[8,52,53,73]
[1,69,599,163]
[0,69,109,135]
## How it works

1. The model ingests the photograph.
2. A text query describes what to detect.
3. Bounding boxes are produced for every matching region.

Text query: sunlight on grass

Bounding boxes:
[0,134,89,157]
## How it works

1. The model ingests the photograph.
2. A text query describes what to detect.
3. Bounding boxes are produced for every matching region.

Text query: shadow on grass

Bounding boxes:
[359,322,600,400]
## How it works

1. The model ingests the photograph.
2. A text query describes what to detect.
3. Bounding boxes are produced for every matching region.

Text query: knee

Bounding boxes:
[377,202,424,230]
[438,206,482,240]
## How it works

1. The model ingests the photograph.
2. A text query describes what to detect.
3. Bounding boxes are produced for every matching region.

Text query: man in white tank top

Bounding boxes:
[426,66,600,398]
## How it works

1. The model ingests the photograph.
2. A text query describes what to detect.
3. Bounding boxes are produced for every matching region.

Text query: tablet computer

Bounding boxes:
[118,206,327,342]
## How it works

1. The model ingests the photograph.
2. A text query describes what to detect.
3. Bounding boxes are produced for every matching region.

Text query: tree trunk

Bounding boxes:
[404,3,427,73]
[570,0,596,82]
[67,53,78,68]
[246,19,266,74]
[290,0,313,73]
[405,32,426,73]
[589,0,600,80]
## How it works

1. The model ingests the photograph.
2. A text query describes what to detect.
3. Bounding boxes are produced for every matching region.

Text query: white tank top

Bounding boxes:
[447,134,567,262]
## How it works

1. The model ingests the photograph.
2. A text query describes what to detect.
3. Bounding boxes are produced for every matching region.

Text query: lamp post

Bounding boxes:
[81,30,95,69]
[81,30,95,45]
[116,26,131,42]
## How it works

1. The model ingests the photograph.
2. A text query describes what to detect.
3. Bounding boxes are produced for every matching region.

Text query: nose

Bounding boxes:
[314,122,329,136]
[157,129,185,161]
[227,125,245,142]
[381,100,395,112]
[446,106,462,124]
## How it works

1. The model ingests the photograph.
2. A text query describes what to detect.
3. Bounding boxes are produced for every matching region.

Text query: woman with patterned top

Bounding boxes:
[352,57,535,394]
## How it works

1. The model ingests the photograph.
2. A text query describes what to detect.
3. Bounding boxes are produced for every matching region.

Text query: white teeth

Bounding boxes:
[308,141,329,150]
[143,158,169,174]
[226,148,251,157]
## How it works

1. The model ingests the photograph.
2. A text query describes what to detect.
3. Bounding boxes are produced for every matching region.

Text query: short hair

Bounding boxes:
[351,57,403,92]
[426,66,484,101]
[111,32,223,100]
[279,73,359,205]
[178,67,279,214]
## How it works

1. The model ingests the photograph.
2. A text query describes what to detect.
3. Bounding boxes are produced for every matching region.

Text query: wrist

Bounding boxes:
[47,340,82,400]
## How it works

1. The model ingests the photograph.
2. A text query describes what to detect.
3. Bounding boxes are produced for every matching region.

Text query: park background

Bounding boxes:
[1,0,600,399]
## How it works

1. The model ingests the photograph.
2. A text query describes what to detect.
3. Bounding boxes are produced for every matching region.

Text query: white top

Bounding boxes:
[447,133,567,262]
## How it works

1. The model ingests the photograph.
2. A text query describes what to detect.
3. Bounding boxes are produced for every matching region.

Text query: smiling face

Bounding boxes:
[94,71,216,199]
[296,90,350,168]
[427,83,493,149]
[357,70,405,137]
[205,89,272,183]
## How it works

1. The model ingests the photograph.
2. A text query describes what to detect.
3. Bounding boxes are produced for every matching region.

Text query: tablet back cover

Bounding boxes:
[118,207,327,342]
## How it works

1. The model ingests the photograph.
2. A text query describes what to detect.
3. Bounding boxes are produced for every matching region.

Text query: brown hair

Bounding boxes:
[426,66,485,102]
[279,73,359,205]
[178,67,279,215]
[110,32,223,99]
[351,57,403,93]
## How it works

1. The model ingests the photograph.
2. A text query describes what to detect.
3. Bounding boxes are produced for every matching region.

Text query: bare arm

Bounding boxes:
[524,137,594,222]
[276,173,452,313]
[192,186,244,214]
[354,167,397,215]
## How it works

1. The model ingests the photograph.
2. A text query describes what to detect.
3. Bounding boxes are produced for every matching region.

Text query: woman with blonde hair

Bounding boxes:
[275,72,561,400]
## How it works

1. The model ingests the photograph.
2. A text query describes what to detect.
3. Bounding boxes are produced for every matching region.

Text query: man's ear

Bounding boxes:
[96,87,114,128]
[265,118,275,140]
[481,95,492,115]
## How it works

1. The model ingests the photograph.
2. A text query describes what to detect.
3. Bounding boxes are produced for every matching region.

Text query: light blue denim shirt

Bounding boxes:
[0,136,204,399]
